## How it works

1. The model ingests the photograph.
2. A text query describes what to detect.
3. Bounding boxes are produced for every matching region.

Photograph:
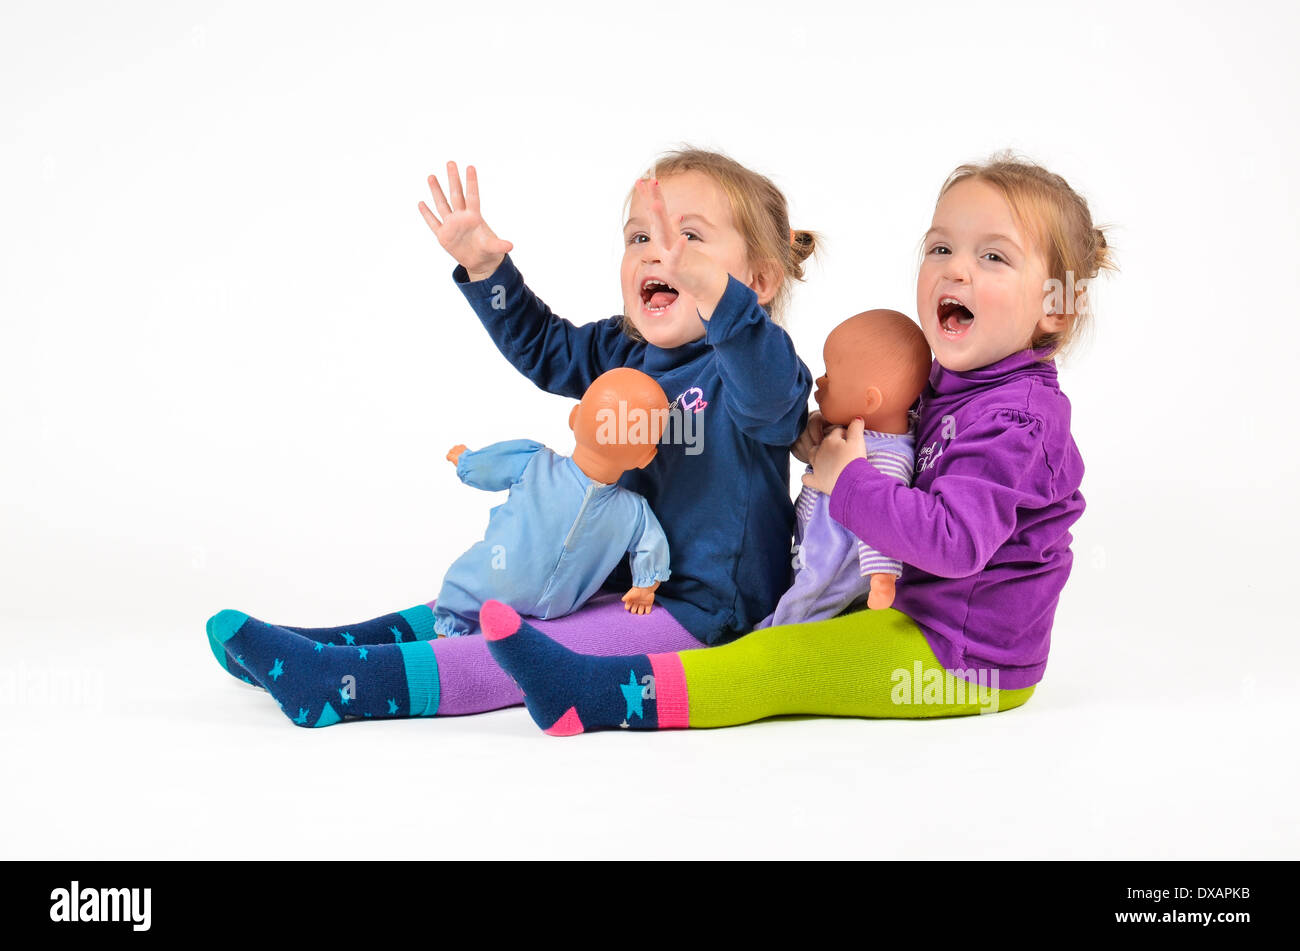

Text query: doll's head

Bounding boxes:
[814,310,931,434]
[569,368,670,485]
[620,148,817,348]
[919,153,1115,371]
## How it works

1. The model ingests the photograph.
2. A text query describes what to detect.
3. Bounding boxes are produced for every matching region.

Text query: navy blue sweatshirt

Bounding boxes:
[454,255,811,645]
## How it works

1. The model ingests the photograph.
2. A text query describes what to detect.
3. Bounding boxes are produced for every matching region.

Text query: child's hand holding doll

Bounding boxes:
[800,417,868,495]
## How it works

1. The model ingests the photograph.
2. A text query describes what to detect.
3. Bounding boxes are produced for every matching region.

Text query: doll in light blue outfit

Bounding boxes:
[433,368,672,638]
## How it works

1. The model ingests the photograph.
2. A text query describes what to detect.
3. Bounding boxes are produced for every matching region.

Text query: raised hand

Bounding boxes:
[637,178,730,320]
[446,444,468,466]
[418,162,513,281]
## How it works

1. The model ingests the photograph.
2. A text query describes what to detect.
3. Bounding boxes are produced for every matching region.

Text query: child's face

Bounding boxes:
[621,170,756,349]
[917,178,1054,372]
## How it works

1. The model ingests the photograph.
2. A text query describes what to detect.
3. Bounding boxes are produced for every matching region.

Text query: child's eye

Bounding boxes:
[627,232,648,245]
[927,243,950,255]
[682,230,701,241]
[982,251,1007,263]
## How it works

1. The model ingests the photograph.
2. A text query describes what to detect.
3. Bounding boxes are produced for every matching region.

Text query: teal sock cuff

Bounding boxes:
[397,640,440,716]
[399,605,439,640]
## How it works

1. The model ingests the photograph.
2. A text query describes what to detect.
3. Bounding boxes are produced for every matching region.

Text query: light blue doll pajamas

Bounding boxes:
[434,439,672,637]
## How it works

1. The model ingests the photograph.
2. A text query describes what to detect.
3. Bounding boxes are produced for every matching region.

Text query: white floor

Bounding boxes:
[3,609,1295,861]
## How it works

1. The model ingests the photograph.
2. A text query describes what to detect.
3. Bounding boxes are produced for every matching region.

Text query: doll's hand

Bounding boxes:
[801,417,867,494]
[418,162,514,281]
[446,444,468,466]
[868,573,896,610]
[791,410,831,464]
[622,581,661,615]
[638,178,730,320]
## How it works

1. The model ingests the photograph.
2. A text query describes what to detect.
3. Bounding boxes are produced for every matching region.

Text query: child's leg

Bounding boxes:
[481,602,1036,735]
[211,593,701,726]
[206,603,442,685]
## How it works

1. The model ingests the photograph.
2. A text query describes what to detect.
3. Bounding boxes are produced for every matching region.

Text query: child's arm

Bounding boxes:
[704,278,813,445]
[811,414,1050,579]
[448,439,545,492]
[455,258,639,400]
[622,498,672,614]
[420,163,637,400]
[641,181,811,445]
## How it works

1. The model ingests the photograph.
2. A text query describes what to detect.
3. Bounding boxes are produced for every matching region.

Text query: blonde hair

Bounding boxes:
[623,147,816,335]
[938,152,1116,360]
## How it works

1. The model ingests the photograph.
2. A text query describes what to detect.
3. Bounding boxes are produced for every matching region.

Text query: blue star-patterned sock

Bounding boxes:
[274,604,440,644]
[207,610,442,727]
[480,601,667,735]
[206,604,440,685]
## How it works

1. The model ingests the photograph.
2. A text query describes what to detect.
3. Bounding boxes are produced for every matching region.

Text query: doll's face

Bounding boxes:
[814,343,883,427]
[620,171,759,349]
[917,178,1058,372]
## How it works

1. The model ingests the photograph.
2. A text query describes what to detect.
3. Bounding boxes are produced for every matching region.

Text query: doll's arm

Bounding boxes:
[828,411,1048,579]
[622,581,660,615]
[453,256,640,400]
[623,500,671,614]
[854,437,913,607]
[451,439,546,492]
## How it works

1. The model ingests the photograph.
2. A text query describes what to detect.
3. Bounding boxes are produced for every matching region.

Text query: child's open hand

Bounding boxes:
[801,417,867,495]
[446,444,468,466]
[638,178,730,320]
[419,162,513,281]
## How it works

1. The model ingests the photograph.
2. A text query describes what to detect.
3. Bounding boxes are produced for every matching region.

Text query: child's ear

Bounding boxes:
[862,386,884,417]
[1037,310,1068,337]
[569,405,580,432]
[749,259,783,310]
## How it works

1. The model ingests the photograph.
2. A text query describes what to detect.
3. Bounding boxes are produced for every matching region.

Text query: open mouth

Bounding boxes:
[640,278,679,314]
[937,296,974,336]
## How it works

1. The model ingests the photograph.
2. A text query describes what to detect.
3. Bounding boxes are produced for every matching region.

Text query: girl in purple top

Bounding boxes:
[478,154,1116,735]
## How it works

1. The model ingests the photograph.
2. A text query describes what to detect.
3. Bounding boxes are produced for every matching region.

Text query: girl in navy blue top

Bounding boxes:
[206,150,816,727]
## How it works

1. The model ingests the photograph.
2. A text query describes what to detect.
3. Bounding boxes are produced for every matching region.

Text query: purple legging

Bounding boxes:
[429,592,703,715]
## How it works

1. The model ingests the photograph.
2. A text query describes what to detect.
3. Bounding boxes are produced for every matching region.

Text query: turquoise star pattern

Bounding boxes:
[357,647,368,661]
[620,670,644,721]
[390,625,403,643]
[294,707,309,725]
[268,658,284,681]
[313,642,324,653]
[339,687,351,706]
[387,699,398,714]
[342,632,356,646]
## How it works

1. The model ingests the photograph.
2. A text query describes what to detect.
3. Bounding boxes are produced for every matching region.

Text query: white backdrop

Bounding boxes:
[3,0,1297,860]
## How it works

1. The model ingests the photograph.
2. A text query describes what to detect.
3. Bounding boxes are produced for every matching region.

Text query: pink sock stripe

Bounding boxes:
[648,653,690,728]
[545,706,585,736]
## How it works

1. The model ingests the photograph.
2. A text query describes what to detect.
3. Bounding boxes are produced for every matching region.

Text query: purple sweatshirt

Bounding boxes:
[828,348,1085,689]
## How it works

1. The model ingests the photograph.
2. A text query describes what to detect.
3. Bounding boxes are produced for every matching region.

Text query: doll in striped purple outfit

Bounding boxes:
[755,310,931,628]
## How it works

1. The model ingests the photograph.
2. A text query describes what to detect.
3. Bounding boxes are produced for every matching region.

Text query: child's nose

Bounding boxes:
[941,253,972,283]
